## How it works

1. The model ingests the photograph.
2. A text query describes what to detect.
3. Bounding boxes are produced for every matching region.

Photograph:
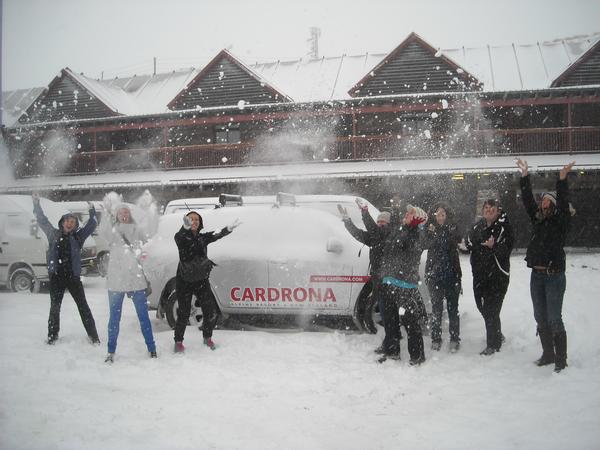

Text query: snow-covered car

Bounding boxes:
[143,195,381,332]
[0,195,97,292]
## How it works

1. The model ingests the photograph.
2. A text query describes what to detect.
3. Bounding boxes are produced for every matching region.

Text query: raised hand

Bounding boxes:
[227,218,241,232]
[559,161,575,180]
[355,198,368,212]
[183,214,192,229]
[516,158,528,177]
[337,204,349,220]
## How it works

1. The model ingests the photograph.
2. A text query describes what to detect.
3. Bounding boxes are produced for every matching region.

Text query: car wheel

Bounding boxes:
[163,289,201,330]
[97,252,109,277]
[10,267,36,293]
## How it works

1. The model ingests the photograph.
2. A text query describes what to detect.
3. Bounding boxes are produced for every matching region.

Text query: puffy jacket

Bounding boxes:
[520,175,570,272]
[99,206,158,292]
[174,226,231,277]
[466,210,513,285]
[343,209,391,276]
[33,202,97,277]
[378,224,424,285]
[423,221,462,285]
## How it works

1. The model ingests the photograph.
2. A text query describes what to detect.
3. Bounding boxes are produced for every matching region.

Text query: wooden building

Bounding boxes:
[2,32,600,246]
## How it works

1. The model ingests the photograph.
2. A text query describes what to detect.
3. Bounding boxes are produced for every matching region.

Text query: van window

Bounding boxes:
[6,215,31,238]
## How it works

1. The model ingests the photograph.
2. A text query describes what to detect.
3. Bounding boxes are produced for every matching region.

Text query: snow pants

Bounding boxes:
[174,276,219,342]
[473,275,509,351]
[48,273,99,341]
[428,278,461,344]
[380,284,425,361]
[107,290,156,354]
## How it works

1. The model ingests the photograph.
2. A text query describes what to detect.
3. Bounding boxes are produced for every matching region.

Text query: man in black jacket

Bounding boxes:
[466,199,514,355]
[516,159,575,373]
[339,199,393,350]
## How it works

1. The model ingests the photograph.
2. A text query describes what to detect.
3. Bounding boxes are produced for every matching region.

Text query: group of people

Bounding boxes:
[33,192,238,363]
[341,159,575,372]
[33,158,575,372]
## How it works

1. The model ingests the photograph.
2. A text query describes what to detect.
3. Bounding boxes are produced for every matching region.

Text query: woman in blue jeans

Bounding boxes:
[99,192,159,363]
[517,159,575,373]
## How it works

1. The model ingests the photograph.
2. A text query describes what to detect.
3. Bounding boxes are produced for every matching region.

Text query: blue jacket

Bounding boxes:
[33,201,97,277]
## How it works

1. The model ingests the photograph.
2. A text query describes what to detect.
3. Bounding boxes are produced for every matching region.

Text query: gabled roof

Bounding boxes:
[551,38,600,87]
[348,32,481,96]
[19,68,122,124]
[167,49,292,110]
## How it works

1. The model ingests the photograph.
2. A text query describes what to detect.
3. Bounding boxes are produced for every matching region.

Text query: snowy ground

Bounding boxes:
[1,253,599,450]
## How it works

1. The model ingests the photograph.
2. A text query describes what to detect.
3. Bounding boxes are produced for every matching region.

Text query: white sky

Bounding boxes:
[1,0,600,91]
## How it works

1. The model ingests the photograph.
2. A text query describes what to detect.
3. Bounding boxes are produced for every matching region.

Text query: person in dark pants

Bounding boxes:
[378,204,428,365]
[466,199,514,355]
[339,198,393,351]
[32,195,100,345]
[423,203,462,353]
[173,211,239,353]
[516,159,575,373]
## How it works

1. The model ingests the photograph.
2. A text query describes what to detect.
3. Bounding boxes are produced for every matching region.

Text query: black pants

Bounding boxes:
[473,277,509,351]
[428,278,461,343]
[48,273,99,341]
[174,276,219,342]
[381,285,425,361]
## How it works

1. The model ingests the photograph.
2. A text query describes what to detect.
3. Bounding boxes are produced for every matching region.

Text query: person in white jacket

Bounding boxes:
[100,192,158,363]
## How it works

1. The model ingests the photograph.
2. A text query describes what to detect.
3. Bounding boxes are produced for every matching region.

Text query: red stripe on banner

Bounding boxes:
[310,275,371,283]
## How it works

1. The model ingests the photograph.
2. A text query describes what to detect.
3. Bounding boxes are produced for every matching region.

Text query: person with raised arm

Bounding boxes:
[516,159,575,373]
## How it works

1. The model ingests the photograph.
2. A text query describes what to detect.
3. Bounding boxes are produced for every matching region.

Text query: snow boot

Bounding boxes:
[480,347,497,356]
[203,337,216,350]
[449,340,460,353]
[105,353,114,363]
[431,340,442,351]
[174,341,185,354]
[46,335,58,345]
[373,344,385,354]
[409,355,426,366]
[150,351,157,358]
[553,331,568,373]
[535,327,555,366]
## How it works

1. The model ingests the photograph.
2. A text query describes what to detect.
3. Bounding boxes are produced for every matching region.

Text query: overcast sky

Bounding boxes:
[2,0,599,91]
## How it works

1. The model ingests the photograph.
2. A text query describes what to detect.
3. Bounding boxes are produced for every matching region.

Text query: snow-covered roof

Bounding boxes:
[3,33,599,128]
[2,154,598,193]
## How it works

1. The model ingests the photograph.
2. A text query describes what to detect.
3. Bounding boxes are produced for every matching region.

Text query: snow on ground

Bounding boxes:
[1,253,599,450]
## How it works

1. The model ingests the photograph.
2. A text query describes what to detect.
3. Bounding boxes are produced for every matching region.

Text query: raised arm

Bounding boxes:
[516,159,538,220]
[76,203,98,242]
[32,196,56,239]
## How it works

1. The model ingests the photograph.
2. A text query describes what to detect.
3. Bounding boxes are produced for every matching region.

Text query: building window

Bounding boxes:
[215,125,241,144]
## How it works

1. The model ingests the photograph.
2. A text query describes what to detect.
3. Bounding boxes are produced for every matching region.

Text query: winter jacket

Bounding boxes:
[520,175,570,272]
[378,224,424,285]
[174,226,231,278]
[466,210,514,286]
[423,221,462,285]
[342,209,391,276]
[99,207,158,292]
[33,202,97,277]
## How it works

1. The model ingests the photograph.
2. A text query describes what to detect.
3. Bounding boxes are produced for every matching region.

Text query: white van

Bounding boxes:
[144,194,381,332]
[0,195,97,292]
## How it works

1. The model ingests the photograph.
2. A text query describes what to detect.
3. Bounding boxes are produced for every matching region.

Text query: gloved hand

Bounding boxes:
[227,218,241,232]
[137,190,154,209]
[32,192,40,205]
[87,201,95,211]
[337,204,349,220]
[355,198,368,212]
[183,214,192,230]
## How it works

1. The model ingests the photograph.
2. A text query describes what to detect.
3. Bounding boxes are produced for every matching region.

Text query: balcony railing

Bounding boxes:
[13,126,600,177]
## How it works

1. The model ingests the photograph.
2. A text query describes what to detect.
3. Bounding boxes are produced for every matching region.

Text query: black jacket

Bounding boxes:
[423,221,462,285]
[343,209,391,276]
[174,226,231,275]
[520,175,570,272]
[466,210,513,285]
[378,224,423,284]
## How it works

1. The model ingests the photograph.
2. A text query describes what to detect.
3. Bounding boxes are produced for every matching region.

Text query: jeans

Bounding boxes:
[48,273,99,341]
[530,271,566,334]
[107,290,156,354]
[428,278,461,343]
